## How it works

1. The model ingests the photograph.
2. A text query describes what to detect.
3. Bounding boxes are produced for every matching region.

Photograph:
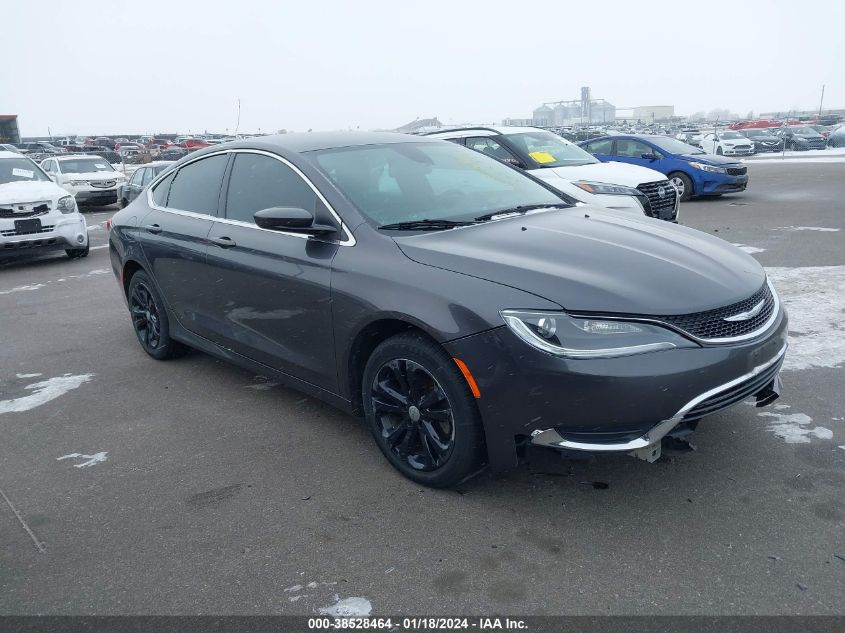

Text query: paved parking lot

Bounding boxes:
[1,162,844,615]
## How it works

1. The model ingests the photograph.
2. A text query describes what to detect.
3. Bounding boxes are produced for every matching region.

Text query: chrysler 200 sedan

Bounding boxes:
[108,132,787,488]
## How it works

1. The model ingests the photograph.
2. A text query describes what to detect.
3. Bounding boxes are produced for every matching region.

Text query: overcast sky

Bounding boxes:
[2,0,843,136]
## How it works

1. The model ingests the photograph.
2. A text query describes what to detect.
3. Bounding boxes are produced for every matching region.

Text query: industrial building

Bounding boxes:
[0,115,20,143]
[519,87,616,126]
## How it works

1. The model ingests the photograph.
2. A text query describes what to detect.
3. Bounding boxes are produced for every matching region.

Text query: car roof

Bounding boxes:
[425,126,546,139]
[185,131,442,155]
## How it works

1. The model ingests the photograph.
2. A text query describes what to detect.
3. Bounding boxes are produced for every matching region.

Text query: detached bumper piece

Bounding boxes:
[531,343,787,457]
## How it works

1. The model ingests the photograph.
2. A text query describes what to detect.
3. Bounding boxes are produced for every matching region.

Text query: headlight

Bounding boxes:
[57,195,76,214]
[500,310,697,359]
[689,162,727,174]
[572,181,641,196]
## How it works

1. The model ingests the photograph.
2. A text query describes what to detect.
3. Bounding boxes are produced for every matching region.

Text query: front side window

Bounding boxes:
[129,168,145,186]
[166,154,228,214]
[311,141,566,227]
[614,139,654,158]
[224,153,318,225]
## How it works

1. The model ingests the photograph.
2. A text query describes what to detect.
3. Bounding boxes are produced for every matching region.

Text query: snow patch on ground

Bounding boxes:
[318,596,372,617]
[0,284,46,295]
[732,243,765,254]
[759,411,833,444]
[57,452,108,468]
[0,373,94,415]
[765,266,845,371]
[15,373,42,379]
[774,226,840,232]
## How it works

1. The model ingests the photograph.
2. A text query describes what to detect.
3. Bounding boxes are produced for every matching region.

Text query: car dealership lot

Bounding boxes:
[1,163,843,616]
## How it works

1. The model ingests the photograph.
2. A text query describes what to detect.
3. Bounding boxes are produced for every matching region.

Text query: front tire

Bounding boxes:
[669,172,693,202]
[716,146,723,156]
[127,270,186,360]
[65,244,89,259]
[362,333,485,488]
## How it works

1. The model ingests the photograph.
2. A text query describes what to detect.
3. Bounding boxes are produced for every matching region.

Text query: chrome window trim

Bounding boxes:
[145,148,355,246]
[568,278,781,346]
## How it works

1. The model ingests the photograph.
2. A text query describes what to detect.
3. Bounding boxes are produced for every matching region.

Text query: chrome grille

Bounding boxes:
[658,283,776,342]
[636,180,676,220]
[91,180,117,188]
[0,201,51,218]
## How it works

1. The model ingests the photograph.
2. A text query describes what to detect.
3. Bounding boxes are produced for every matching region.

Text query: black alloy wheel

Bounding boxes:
[362,333,485,487]
[127,271,186,360]
[371,358,456,472]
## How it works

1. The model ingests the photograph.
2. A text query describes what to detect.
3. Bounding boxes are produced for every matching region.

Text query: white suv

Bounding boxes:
[0,151,89,259]
[40,154,127,206]
[426,127,678,221]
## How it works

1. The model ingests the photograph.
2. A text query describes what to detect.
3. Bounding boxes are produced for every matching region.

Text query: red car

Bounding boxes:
[178,138,210,149]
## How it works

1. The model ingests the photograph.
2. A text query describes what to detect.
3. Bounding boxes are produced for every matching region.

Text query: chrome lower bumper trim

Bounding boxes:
[531,342,788,453]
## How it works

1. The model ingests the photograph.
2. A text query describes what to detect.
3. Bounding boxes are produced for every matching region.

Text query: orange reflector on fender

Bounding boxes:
[453,358,481,399]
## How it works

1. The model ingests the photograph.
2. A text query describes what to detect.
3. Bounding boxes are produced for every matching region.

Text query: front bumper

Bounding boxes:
[444,306,787,471]
[697,173,748,195]
[0,215,88,256]
[722,147,755,156]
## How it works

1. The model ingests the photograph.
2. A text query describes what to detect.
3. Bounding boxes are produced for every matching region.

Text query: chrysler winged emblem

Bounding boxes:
[723,299,765,322]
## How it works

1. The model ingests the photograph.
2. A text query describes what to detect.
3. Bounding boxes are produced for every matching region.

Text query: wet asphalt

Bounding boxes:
[0,162,843,615]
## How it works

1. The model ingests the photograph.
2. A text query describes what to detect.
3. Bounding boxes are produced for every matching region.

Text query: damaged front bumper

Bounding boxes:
[530,343,786,461]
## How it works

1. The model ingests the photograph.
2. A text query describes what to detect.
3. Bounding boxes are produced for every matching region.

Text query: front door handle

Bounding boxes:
[144,223,162,234]
[210,236,236,248]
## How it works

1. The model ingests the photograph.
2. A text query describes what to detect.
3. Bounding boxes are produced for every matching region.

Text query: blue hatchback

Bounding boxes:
[578,135,748,201]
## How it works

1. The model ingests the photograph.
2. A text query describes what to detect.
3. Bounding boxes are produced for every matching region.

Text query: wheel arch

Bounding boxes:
[345,317,443,417]
[121,258,146,298]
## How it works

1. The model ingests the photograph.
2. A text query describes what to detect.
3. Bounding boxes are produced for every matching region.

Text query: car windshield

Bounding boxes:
[311,141,567,227]
[718,131,744,139]
[648,136,706,155]
[0,157,51,184]
[502,131,599,167]
[59,158,116,174]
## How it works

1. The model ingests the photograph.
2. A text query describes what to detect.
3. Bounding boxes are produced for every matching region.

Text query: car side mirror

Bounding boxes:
[253,207,336,235]
[641,153,658,161]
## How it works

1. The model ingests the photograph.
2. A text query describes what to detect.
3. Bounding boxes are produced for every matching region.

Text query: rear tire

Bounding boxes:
[669,172,693,202]
[127,270,187,360]
[362,333,485,488]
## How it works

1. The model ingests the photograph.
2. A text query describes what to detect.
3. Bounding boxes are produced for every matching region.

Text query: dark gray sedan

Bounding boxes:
[108,132,787,487]
[119,161,172,207]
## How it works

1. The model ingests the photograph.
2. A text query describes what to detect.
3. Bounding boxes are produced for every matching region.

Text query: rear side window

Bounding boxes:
[152,172,175,206]
[166,154,228,215]
[224,153,317,225]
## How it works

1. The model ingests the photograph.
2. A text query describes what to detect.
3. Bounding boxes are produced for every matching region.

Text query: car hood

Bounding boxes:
[394,208,765,315]
[793,134,824,140]
[0,180,67,204]
[678,153,742,166]
[532,161,667,186]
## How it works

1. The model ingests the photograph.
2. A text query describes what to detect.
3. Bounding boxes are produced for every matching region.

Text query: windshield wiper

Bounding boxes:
[378,219,477,231]
[474,204,566,222]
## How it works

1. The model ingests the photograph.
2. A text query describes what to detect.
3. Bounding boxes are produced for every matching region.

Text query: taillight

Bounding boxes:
[105,218,113,232]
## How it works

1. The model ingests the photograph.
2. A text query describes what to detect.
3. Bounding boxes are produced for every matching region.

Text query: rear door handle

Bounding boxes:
[210,236,236,248]
[143,223,162,234]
